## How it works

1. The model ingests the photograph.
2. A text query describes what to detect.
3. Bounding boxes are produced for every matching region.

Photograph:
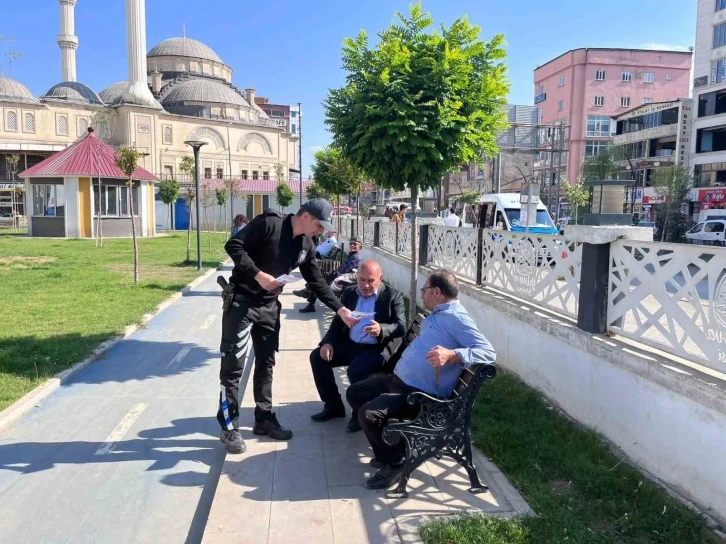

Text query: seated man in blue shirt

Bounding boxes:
[346,268,496,490]
[315,231,338,259]
[310,260,406,432]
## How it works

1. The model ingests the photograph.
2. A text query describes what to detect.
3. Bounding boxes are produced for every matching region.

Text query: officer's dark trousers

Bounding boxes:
[217,296,281,430]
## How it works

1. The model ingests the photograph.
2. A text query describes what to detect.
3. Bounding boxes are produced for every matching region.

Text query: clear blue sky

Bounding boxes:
[2,0,695,177]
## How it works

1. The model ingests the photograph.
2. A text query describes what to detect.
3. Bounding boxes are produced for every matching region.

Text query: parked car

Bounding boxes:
[686,220,726,246]
[332,205,353,215]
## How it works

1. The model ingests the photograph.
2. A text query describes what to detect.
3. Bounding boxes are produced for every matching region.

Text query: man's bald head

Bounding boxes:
[357,260,382,296]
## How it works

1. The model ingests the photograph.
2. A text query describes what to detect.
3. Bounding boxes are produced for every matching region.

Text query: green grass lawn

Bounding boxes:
[420,373,718,544]
[0,231,229,411]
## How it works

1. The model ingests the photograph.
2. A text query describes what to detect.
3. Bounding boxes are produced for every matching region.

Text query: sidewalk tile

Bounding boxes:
[329,485,399,544]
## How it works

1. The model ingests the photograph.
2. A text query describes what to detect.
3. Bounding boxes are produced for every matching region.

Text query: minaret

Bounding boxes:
[57,0,78,82]
[123,0,157,107]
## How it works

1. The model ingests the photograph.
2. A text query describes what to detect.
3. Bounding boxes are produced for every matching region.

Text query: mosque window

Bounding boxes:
[77,117,89,136]
[163,125,173,144]
[57,115,69,136]
[6,111,17,132]
[23,112,35,133]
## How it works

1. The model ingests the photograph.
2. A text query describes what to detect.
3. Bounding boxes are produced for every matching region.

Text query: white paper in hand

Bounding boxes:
[275,274,299,284]
[349,311,375,320]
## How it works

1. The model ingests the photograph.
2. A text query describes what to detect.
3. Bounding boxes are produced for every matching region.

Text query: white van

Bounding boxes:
[686,220,726,246]
[698,209,726,224]
[478,193,559,235]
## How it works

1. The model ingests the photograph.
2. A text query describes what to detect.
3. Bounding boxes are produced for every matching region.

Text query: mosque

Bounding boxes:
[0,0,301,236]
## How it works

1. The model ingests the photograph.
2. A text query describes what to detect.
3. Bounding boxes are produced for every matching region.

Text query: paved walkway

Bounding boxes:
[202,278,531,544]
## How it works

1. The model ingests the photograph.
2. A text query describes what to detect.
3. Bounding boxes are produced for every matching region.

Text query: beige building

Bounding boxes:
[0,0,298,222]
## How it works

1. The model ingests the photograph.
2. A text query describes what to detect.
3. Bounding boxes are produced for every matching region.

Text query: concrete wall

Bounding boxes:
[31,216,65,237]
[99,217,141,238]
[347,237,726,525]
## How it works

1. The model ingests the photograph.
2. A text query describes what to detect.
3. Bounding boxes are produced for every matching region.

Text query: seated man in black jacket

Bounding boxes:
[310,260,406,432]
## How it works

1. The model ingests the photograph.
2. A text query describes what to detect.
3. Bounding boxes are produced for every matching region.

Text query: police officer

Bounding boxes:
[218,198,356,454]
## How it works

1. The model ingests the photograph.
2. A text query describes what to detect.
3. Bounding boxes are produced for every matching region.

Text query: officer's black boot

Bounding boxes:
[220,428,246,454]
[253,412,293,440]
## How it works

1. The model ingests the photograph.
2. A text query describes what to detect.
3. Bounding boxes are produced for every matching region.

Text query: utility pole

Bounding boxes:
[298,102,303,206]
[555,123,565,220]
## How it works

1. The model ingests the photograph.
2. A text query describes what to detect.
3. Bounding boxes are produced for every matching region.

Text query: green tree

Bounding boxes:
[179,156,196,263]
[651,165,693,243]
[276,182,295,211]
[4,154,20,230]
[216,188,229,234]
[311,147,359,233]
[563,178,589,225]
[324,3,509,314]
[581,146,627,182]
[114,147,144,285]
[158,179,180,232]
[306,182,332,201]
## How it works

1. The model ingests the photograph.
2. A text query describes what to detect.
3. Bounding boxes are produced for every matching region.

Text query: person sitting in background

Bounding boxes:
[315,231,338,259]
[230,215,248,237]
[297,237,363,312]
[346,269,496,490]
[309,260,406,432]
[391,204,407,223]
[444,208,460,227]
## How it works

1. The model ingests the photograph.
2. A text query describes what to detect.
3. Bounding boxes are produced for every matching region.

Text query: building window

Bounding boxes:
[57,115,69,136]
[23,112,35,133]
[715,22,726,48]
[621,71,632,82]
[559,75,565,87]
[163,165,173,179]
[262,171,269,180]
[6,111,17,131]
[291,111,297,118]
[537,84,545,96]
[204,168,212,179]
[216,168,223,179]
[643,73,655,83]
[621,97,631,107]
[241,169,248,179]
[666,73,672,80]
[586,115,611,137]
[93,185,139,217]
[719,0,726,11]
[77,117,88,136]
[698,89,726,117]
[252,170,259,180]
[585,140,609,157]
[643,97,654,104]
[557,100,564,112]
[594,96,604,107]
[32,184,66,217]
[162,125,173,144]
[713,59,726,84]
[595,70,606,81]
[291,125,296,135]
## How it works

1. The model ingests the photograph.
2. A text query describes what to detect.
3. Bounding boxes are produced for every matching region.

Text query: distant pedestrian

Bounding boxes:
[444,208,460,227]
[391,204,407,223]
[231,215,248,237]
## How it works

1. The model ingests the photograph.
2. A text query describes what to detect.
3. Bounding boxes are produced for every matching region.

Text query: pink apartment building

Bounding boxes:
[533,48,692,188]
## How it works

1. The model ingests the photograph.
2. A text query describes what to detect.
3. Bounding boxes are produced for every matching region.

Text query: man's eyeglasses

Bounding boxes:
[420,286,433,296]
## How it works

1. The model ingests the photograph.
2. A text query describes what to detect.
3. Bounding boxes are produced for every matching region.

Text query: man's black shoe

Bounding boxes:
[310,405,346,422]
[346,415,362,433]
[253,413,293,440]
[219,428,246,454]
[369,458,384,469]
[365,464,405,490]
[299,304,316,313]
[293,288,310,299]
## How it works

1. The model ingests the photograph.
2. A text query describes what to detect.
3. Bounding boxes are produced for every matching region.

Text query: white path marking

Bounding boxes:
[201,315,216,330]
[166,346,192,369]
[94,403,148,456]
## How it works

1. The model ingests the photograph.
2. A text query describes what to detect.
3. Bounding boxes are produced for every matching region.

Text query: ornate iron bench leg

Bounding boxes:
[445,439,488,494]
[386,456,412,499]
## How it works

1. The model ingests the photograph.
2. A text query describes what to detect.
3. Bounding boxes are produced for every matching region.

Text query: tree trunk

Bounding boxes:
[167,204,171,232]
[356,189,361,236]
[661,207,670,243]
[409,184,419,325]
[129,181,139,285]
[337,194,341,235]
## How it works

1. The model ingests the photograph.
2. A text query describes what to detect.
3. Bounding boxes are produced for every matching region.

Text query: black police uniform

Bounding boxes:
[218,210,343,435]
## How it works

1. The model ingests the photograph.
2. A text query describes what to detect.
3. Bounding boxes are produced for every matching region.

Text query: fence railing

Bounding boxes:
[608,240,726,372]
[338,218,726,370]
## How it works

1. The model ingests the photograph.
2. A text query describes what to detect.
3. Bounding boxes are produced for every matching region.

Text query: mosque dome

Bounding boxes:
[161,78,249,107]
[148,37,223,63]
[41,81,103,105]
[98,81,128,105]
[0,76,40,104]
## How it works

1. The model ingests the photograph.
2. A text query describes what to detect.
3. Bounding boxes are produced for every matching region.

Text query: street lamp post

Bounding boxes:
[184,140,207,271]
[298,102,303,206]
